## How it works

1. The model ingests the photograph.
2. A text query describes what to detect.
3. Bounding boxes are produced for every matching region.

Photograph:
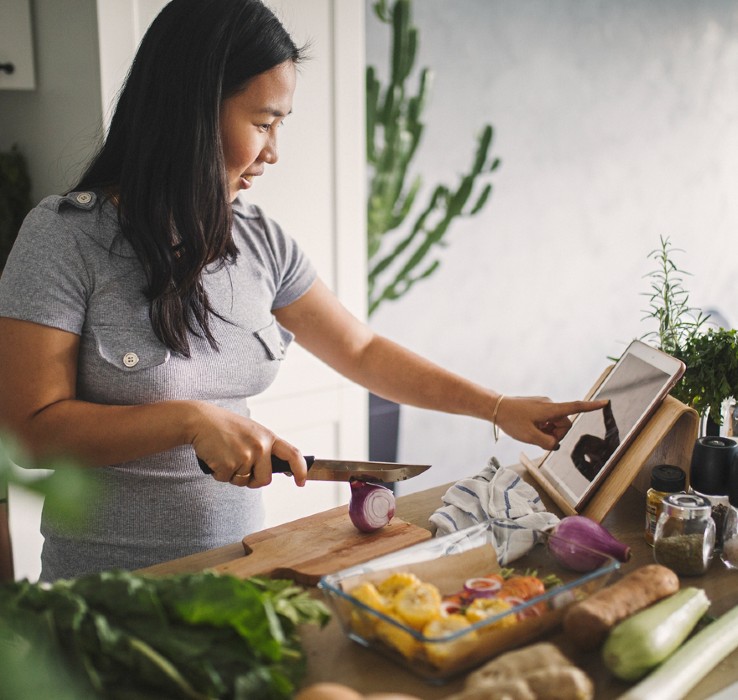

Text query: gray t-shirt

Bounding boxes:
[0,191,316,581]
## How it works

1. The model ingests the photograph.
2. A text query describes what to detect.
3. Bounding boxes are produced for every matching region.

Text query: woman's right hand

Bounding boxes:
[494,395,609,451]
[188,401,308,488]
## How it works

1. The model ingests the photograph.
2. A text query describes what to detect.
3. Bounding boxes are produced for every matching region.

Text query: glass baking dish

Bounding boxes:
[318,519,620,683]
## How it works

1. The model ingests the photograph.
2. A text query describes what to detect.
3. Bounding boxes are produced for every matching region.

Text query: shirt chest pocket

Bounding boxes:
[253,318,293,361]
[93,327,171,372]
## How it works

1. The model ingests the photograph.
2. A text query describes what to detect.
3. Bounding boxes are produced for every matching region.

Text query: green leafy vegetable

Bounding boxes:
[0,570,330,700]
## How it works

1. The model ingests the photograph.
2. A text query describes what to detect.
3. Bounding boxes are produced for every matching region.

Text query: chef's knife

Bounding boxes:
[197,455,430,483]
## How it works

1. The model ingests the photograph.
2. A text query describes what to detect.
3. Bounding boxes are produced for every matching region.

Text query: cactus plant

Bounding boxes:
[366,0,500,315]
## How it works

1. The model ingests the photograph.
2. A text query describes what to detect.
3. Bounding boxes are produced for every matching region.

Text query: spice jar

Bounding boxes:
[654,493,715,576]
[645,465,686,546]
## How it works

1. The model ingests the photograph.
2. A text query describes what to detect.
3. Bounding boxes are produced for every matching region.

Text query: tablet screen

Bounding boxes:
[540,351,673,508]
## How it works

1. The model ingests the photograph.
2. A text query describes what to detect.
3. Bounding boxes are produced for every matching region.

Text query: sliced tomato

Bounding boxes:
[498,575,545,601]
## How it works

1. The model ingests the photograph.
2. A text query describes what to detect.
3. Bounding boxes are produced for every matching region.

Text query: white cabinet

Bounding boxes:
[0,0,36,89]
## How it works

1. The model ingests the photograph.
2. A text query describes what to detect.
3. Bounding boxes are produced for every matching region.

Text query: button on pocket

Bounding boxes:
[122,352,139,368]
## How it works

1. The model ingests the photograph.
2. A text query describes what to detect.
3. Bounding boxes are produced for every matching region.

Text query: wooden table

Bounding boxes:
[148,477,738,699]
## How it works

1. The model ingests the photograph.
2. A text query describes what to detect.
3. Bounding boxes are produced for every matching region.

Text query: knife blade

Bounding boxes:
[197,455,430,483]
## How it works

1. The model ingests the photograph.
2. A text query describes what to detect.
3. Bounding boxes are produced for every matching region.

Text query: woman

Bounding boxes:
[0,0,605,581]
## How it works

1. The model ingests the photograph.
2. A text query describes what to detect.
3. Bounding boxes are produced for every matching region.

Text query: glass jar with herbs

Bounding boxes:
[654,493,715,576]
[645,464,686,546]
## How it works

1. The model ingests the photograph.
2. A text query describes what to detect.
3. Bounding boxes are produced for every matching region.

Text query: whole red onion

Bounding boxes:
[548,515,631,572]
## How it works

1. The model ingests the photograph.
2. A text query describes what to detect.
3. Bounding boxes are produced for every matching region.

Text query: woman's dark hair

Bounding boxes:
[74,0,305,355]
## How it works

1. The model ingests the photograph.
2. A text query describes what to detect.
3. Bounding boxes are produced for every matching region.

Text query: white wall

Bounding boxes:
[0,0,102,200]
[365,0,738,495]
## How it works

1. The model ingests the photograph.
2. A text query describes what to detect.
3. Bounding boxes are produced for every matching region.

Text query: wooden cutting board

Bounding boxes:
[209,504,432,585]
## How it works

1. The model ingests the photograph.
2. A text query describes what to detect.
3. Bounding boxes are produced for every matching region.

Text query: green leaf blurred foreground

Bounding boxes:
[0,433,100,532]
[0,437,330,698]
[0,571,330,699]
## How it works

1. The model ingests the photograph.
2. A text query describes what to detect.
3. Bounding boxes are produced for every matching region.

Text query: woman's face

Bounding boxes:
[220,60,297,202]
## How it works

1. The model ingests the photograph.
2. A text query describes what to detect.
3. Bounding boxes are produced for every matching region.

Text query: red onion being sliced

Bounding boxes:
[548,515,631,572]
[348,481,396,532]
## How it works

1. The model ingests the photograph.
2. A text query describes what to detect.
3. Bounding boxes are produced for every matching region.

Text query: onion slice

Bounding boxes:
[440,599,464,615]
[548,515,631,572]
[463,577,502,598]
[348,481,396,532]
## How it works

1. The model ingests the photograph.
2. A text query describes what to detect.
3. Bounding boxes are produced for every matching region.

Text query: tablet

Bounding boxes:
[539,339,686,510]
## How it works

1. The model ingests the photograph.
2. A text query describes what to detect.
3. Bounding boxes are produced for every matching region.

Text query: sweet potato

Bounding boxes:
[562,564,679,649]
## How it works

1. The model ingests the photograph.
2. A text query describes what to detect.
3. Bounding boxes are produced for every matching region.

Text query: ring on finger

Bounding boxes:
[232,472,252,481]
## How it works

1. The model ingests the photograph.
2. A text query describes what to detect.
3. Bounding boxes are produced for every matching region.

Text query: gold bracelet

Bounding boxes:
[492,394,505,443]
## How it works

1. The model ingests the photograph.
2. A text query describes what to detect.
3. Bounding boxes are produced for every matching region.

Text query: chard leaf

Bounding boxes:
[0,570,330,700]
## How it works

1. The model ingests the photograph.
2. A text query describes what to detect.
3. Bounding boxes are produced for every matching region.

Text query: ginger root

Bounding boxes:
[444,642,594,700]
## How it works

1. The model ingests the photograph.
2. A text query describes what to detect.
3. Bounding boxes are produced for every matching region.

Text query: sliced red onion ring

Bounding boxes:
[348,481,396,532]
[463,577,503,598]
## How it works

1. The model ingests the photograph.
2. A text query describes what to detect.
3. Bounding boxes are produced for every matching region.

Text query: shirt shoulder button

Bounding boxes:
[76,192,93,205]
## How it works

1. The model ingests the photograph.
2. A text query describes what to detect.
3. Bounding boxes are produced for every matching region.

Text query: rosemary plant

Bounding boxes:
[640,235,708,355]
[640,236,738,426]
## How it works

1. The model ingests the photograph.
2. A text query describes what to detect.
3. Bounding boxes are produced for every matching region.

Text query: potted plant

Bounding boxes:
[671,328,738,434]
[366,0,500,458]
[0,144,32,273]
[640,236,738,435]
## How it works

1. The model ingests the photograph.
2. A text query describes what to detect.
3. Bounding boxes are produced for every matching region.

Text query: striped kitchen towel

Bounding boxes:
[428,457,560,564]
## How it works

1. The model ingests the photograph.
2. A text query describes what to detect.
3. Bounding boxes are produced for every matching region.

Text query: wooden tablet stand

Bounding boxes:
[521,370,699,523]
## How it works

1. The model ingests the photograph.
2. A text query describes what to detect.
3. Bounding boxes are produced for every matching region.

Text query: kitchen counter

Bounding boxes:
[146,472,738,699]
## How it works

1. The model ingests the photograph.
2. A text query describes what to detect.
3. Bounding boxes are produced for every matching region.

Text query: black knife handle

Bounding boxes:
[270,455,315,473]
[197,455,315,475]
[197,458,214,475]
